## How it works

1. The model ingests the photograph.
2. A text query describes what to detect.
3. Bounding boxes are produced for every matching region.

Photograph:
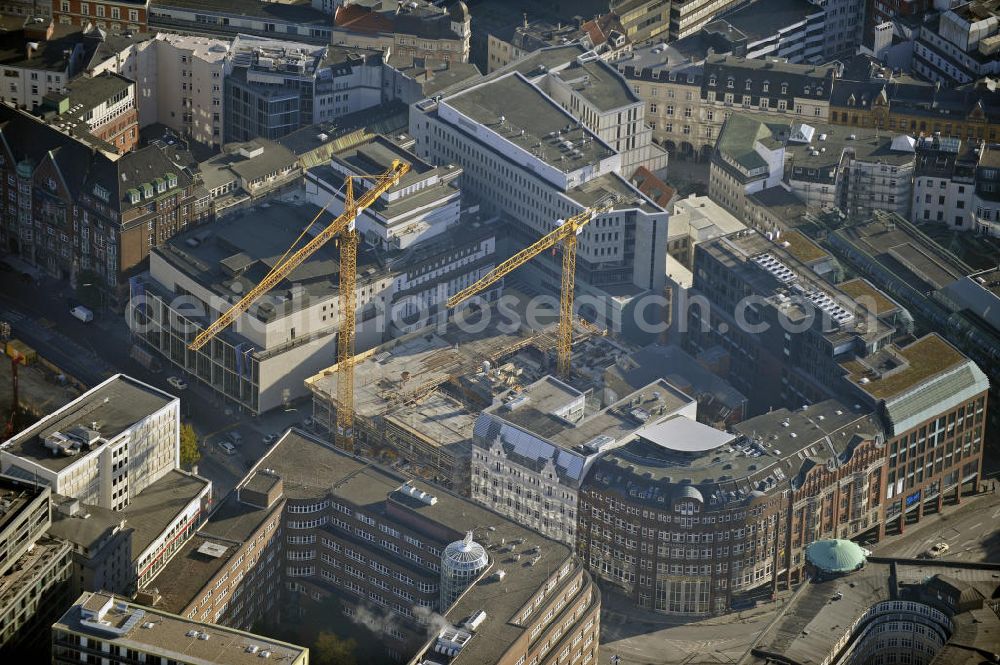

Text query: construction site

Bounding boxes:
[304,298,642,492]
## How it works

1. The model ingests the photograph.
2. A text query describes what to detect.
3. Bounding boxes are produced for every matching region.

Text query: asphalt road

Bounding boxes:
[0,267,311,498]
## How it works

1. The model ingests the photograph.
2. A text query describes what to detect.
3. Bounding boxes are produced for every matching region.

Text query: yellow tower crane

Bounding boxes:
[447,201,613,379]
[187,160,411,452]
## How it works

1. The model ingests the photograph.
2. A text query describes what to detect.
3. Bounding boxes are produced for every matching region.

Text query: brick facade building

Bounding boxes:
[0,103,211,292]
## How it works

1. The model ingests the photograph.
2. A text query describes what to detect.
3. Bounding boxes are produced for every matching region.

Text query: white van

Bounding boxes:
[70,305,94,323]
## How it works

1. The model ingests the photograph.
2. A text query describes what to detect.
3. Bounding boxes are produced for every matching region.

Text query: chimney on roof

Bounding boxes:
[24,17,54,42]
[25,41,39,60]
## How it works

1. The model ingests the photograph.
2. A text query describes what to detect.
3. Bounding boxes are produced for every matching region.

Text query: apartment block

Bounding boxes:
[0,477,73,657]
[0,374,180,510]
[52,591,308,665]
[144,430,600,665]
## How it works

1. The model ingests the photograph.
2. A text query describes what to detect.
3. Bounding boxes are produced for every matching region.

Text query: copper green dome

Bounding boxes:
[806,539,868,573]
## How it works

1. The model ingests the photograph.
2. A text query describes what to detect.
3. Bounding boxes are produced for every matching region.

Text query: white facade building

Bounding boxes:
[409,50,670,336]
[470,376,696,545]
[304,135,462,250]
[92,32,229,148]
[0,374,179,511]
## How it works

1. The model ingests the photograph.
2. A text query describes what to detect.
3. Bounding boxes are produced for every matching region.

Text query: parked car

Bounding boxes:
[217,441,237,456]
[228,431,243,446]
[263,433,278,446]
[925,542,950,558]
[303,416,314,428]
[70,305,94,323]
[166,376,188,391]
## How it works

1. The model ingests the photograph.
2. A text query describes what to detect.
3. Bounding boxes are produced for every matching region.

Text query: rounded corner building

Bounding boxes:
[439,531,489,609]
[578,401,888,616]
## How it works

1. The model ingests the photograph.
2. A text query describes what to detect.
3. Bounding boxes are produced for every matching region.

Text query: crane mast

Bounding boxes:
[186,160,410,453]
[446,202,612,379]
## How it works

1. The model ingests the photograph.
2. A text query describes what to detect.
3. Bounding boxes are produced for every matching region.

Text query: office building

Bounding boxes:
[331,0,471,63]
[703,0,826,64]
[49,469,210,595]
[131,191,497,413]
[0,374,180,510]
[912,0,1000,87]
[578,401,884,614]
[41,71,139,153]
[472,376,696,546]
[144,430,601,665]
[685,228,909,414]
[304,134,461,251]
[224,35,385,143]
[486,13,630,74]
[52,591,309,665]
[409,48,669,335]
[0,477,73,657]
[828,71,1000,143]
[840,333,988,531]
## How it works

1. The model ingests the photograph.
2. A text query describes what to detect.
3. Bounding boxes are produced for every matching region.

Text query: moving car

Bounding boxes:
[166,376,188,391]
[925,542,950,558]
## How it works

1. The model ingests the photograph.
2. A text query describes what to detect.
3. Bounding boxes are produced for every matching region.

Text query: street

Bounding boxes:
[0,267,313,498]
[598,488,1000,665]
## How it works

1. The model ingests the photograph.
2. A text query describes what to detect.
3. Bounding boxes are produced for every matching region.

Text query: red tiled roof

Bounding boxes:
[334,4,393,34]
[631,166,675,208]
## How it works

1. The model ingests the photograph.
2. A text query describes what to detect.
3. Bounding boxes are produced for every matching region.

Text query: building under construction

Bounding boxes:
[304,312,639,493]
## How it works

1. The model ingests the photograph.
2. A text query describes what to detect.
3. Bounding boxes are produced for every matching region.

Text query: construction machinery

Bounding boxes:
[446,201,614,379]
[187,160,411,452]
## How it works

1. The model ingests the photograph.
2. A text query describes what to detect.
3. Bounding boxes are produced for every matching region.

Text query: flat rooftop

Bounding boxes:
[702,230,895,343]
[551,57,638,112]
[593,400,881,503]
[0,476,42,539]
[0,375,175,473]
[840,334,969,400]
[54,591,307,664]
[718,0,822,42]
[442,71,614,173]
[748,561,1000,665]
[487,376,693,452]
[566,170,662,214]
[151,0,328,24]
[834,213,971,291]
[250,430,577,665]
[51,470,208,557]
[146,488,283,615]
[837,278,902,315]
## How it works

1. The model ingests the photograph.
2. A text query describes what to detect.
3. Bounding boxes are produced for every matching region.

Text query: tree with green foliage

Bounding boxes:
[313,632,358,665]
[180,423,200,467]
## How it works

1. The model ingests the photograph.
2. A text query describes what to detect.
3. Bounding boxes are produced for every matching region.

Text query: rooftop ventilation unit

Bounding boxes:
[398,482,438,505]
